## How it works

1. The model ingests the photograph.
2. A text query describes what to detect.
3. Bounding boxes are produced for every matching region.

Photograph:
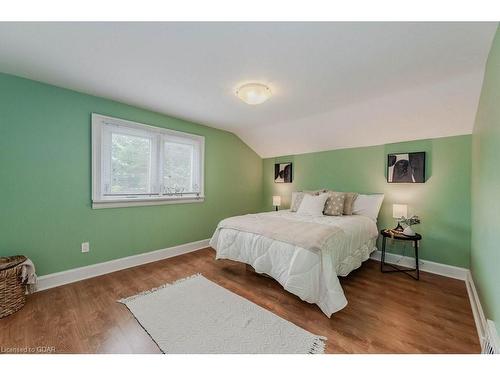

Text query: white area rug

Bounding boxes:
[119,274,326,354]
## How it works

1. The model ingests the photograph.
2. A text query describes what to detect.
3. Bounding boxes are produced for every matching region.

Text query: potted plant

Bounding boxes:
[400,215,421,236]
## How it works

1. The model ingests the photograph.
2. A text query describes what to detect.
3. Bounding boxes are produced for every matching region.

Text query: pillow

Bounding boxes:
[342,192,358,215]
[296,193,329,216]
[323,191,346,216]
[352,194,385,221]
[290,192,304,212]
[309,189,328,194]
[290,190,324,212]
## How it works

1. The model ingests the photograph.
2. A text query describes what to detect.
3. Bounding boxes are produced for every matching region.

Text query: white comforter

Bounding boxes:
[209,210,378,317]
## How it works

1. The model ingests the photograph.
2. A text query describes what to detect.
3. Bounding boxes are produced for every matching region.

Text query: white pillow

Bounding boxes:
[352,194,385,221]
[296,193,329,216]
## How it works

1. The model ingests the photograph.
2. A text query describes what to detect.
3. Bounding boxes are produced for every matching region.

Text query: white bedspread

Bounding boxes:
[209,210,378,317]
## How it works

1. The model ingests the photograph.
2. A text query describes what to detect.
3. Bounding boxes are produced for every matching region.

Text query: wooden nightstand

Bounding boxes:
[380,229,422,280]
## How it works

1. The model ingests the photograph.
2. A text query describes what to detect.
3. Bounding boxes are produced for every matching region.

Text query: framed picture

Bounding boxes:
[387,152,425,183]
[274,163,293,183]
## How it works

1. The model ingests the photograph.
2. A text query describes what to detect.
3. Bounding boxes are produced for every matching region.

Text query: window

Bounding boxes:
[92,114,204,208]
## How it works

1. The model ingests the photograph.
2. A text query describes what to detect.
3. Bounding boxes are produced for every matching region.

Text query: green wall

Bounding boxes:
[263,135,472,267]
[471,26,500,333]
[0,73,263,276]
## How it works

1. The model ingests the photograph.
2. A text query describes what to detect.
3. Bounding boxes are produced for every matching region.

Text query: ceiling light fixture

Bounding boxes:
[235,83,272,105]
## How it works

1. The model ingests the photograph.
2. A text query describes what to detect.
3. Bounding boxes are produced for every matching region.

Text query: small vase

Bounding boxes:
[403,225,415,236]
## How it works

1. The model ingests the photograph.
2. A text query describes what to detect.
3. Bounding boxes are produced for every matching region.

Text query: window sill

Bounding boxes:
[92,196,205,209]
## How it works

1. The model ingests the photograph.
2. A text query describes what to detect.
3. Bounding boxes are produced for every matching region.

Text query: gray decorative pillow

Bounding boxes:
[290,192,304,212]
[342,192,358,215]
[323,191,346,216]
[308,189,327,194]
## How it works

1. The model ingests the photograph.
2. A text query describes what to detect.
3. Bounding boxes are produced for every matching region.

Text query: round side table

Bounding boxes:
[380,229,422,280]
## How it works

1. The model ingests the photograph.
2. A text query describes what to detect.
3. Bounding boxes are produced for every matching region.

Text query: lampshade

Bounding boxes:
[236,83,272,105]
[272,195,281,207]
[393,204,408,219]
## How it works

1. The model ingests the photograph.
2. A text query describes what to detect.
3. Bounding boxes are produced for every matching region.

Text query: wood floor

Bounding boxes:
[0,248,480,353]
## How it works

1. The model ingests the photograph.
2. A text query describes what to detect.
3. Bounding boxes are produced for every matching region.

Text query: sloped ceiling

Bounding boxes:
[0,22,497,157]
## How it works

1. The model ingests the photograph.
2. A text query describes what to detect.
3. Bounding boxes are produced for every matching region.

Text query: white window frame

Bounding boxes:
[92,113,205,209]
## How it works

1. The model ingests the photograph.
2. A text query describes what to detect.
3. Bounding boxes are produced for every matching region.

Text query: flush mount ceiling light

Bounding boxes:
[235,83,272,105]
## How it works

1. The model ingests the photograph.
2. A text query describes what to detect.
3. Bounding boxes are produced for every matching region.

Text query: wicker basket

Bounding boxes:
[0,255,27,318]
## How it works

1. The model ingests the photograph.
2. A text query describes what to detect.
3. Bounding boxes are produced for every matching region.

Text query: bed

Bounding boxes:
[209,209,379,317]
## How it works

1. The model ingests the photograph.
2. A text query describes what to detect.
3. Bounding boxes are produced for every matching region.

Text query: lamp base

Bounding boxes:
[393,222,404,232]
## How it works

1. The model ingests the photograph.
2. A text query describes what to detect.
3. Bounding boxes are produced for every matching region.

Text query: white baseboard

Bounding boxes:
[465,270,488,347]
[370,250,468,280]
[36,239,210,292]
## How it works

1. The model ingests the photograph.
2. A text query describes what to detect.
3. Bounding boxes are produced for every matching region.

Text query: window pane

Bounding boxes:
[163,142,194,194]
[111,133,151,194]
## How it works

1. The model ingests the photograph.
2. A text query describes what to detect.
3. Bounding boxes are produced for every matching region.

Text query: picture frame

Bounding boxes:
[274,162,293,183]
[387,152,426,183]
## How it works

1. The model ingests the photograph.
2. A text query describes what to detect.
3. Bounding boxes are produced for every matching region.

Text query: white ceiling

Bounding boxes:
[0,22,497,157]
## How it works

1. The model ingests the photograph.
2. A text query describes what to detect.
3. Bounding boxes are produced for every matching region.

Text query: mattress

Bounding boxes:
[209,210,378,317]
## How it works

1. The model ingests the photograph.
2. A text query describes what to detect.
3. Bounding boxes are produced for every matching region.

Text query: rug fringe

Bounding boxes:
[309,336,327,354]
[118,273,203,304]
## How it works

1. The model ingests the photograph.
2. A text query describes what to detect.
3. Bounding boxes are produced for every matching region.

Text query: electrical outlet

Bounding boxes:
[81,242,90,253]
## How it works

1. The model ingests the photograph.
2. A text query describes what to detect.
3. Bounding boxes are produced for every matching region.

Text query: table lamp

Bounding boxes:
[392,204,408,232]
[272,195,281,211]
